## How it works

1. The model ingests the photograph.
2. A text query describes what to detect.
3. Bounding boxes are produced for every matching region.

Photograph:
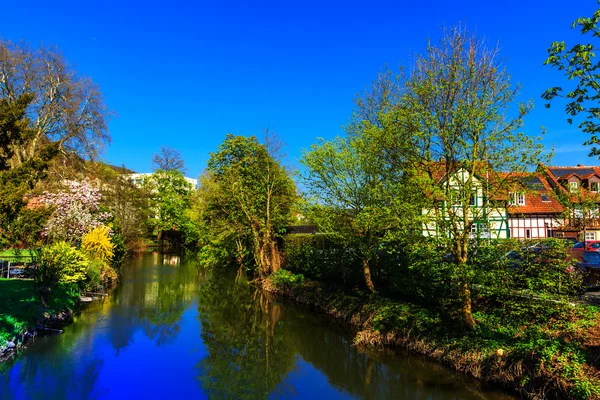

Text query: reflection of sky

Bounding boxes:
[90,301,207,399]
[2,300,206,400]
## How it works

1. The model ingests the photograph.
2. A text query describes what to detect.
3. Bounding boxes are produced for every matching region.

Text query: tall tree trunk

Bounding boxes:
[459,281,476,329]
[363,259,375,293]
[456,238,476,329]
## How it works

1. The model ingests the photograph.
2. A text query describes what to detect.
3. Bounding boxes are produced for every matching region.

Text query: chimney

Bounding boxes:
[578,164,584,167]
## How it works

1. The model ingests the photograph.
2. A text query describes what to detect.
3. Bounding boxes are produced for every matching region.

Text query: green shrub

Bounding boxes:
[283,234,363,286]
[271,269,304,288]
[110,232,127,269]
[38,242,88,288]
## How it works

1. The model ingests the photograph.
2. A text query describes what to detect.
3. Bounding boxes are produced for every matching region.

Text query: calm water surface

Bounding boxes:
[0,253,516,399]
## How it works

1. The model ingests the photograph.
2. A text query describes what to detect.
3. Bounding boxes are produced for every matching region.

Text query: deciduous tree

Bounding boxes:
[386,27,547,329]
[198,133,296,279]
[544,6,600,156]
[152,146,186,172]
[0,40,111,164]
[144,169,197,246]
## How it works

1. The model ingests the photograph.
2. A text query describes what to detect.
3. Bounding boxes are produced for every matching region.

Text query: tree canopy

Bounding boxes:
[152,146,186,172]
[0,39,111,163]
[198,133,296,279]
[544,6,600,156]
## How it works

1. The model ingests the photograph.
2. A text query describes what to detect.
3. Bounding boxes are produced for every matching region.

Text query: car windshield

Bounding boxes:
[574,242,585,249]
[590,242,600,249]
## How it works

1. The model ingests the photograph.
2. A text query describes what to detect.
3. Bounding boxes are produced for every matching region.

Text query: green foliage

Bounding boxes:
[0,93,58,249]
[37,242,88,288]
[270,269,304,288]
[544,5,600,156]
[144,169,197,246]
[86,161,151,245]
[198,133,296,278]
[110,232,127,269]
[283,234,363,286]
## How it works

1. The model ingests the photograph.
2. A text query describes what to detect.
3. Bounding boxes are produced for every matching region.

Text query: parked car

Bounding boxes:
[572,241,600,251]
[576,251,600,289]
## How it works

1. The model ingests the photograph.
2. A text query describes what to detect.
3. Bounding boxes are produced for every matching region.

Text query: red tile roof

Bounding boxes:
[542,164,600,203]
[506,173,564,215]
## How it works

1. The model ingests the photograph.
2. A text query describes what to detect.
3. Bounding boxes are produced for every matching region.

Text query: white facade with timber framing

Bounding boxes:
[506,174,563,239]
[542,165,600,241]
[422,166,509,239]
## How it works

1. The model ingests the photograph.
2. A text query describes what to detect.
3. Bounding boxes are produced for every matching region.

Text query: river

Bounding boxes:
[0,252,516,399]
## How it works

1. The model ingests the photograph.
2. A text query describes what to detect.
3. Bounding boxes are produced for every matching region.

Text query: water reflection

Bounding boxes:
[196,272,296,399]
[0,253,515,400]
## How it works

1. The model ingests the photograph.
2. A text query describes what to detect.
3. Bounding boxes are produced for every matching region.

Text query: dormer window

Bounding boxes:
[592,182,599,192]
[510,192,525,206]
[570,181,579,192]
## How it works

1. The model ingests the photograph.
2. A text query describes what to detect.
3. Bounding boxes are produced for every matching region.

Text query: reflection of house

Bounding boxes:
[506,174,563,239]
[422,164,509,239]
[543,165,600,241]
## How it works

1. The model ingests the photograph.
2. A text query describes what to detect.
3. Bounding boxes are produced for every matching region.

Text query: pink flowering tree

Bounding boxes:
[40,180,112,243]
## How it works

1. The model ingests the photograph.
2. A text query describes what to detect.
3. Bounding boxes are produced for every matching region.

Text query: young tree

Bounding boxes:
[387,27,546,329]
[543,6,600,156]
[0,40,111,164]
[152,146,186,172]
[198,133,296,279]
[302,125,420,292]
[144,169,197,246]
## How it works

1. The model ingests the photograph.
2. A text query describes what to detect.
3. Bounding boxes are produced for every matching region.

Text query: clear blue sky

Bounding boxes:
[2,0,599,178]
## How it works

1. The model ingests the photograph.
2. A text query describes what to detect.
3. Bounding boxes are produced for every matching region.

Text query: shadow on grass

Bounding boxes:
[0,279,39,342]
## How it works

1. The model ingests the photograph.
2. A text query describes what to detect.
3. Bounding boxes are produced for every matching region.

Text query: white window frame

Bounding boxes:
[592,182,599,192]
[470,223,477,235]
[510,192,525,206]
[570,181,579,192]
[585,232,596,241]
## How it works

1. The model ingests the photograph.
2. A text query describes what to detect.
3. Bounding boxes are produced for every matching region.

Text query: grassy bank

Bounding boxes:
[0,249,38,262]
[263,276,600,400]
[0,278,78,348]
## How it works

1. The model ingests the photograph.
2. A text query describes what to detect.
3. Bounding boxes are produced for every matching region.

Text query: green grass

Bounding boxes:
[0,249,38,262]
[0,278,38,345]
[0,278,79,346]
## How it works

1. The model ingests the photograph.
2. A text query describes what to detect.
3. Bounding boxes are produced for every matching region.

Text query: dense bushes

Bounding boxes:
[37,226,122,295]
[282,235,582,316]
[282,234,363,286]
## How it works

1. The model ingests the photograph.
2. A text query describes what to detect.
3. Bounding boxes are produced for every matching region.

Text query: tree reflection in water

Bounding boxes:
[196,271,296,399]
[0,253,516,400]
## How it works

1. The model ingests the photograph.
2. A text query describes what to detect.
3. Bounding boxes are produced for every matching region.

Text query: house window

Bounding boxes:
[526,229,531,239]
[585,232,596,241]
[541,194,551,202]
[570,181,579,192]
[470,223,477,234]
[469,191,477,206]
[479,223,488,231]
[510,192,525,206]
[592,182,599,192]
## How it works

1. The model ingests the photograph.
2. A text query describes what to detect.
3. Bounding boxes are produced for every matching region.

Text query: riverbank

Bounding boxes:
[263,276,600,400]
[0,278,78,363]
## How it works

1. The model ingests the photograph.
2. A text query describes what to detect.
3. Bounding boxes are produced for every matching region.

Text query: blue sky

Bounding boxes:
[2,0,599,178]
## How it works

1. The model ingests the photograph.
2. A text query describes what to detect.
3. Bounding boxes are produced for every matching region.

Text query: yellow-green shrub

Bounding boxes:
[81,226,119,287]
[38,241,88,287]
[81,226,115,262]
